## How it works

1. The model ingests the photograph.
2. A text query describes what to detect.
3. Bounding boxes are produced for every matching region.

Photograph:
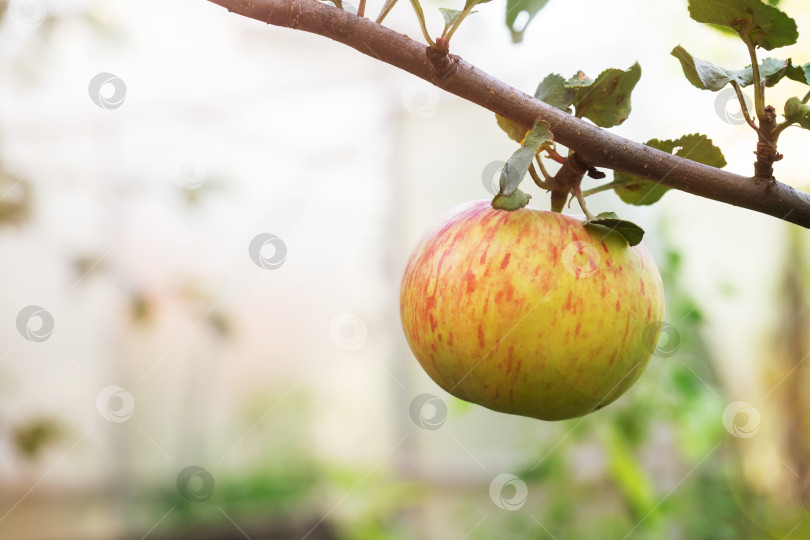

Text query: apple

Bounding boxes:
[400,200,665,421]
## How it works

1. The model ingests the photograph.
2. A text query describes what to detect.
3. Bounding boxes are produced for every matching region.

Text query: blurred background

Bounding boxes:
[0,0,809,538]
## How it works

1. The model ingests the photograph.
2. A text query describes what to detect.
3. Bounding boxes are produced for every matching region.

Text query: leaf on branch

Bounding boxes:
[584,212,645,247]
[784,97,810,129]
[534,74,575,113]
[570,63,642,128]
[495,114,529,143]
[505,0,550,43]
[491,121,552,210]
[671,46,745,90]
[439,8,464,33]
[785,61,810,86]
[565,71,594,88]
[613,134,726,206]
[672,46,796,90]
[491,189,532,211]
[687,0,798,50]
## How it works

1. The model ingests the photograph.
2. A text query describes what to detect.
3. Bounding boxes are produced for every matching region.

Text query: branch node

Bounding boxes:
[426,44,459,80]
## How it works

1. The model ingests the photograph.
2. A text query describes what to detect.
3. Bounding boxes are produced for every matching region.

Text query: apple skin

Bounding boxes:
[400,200,665,421]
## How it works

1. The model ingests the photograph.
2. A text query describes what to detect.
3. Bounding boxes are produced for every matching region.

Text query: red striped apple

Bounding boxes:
[400,201,665,421]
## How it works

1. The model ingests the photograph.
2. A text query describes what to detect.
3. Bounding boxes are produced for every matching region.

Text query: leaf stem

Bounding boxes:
[375,0,398,23]
[581,180,624,197]
[543,145,566,164]
[408,0,435,46]
[744,39,765,121]
[358,0,365,17]
[528,164,551,189]
[730,81,758,131]
[771,120,794,140]
[535,155,551,180]
[442,4,475,44]
[802,90,810,104]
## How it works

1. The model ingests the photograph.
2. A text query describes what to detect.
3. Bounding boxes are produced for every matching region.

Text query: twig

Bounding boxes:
[206,0,810,229]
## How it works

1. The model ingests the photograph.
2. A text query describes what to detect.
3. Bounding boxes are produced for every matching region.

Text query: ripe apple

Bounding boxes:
[400,200,665,421]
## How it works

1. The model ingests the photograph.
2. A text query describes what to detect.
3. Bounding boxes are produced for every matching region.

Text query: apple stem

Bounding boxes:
[547,151,589,213]
[574,185,596,220]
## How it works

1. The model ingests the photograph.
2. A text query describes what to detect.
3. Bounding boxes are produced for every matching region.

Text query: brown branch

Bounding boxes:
[206,0,810,229]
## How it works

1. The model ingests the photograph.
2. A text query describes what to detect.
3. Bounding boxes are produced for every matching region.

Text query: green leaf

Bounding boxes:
[565,71,594,88]
[613,134,726,206]
[495,114,529,143]
[671,46,745,90]
[534,74,575,113]
[785,61,810,85]
[505,0,550,43]
[687,0,798,50]
[571,63,641,128]
[495,121,552,208]
[784,97,810,129]
[491,189,532,211]
[671,46,791,90]
[439,7,463,33]
[746,57,792,87]
[584,212,645,247]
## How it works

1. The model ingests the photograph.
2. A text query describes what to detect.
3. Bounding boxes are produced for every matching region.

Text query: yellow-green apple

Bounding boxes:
[400,200,665,421]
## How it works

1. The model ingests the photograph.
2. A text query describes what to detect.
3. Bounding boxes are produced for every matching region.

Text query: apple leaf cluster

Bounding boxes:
[672,0,810,178]
[489,0,809,243]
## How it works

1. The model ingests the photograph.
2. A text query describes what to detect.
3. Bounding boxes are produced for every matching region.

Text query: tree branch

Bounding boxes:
[206,0,810,229]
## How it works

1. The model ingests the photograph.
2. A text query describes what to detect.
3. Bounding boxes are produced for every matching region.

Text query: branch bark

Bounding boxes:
[206,0,810,229]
